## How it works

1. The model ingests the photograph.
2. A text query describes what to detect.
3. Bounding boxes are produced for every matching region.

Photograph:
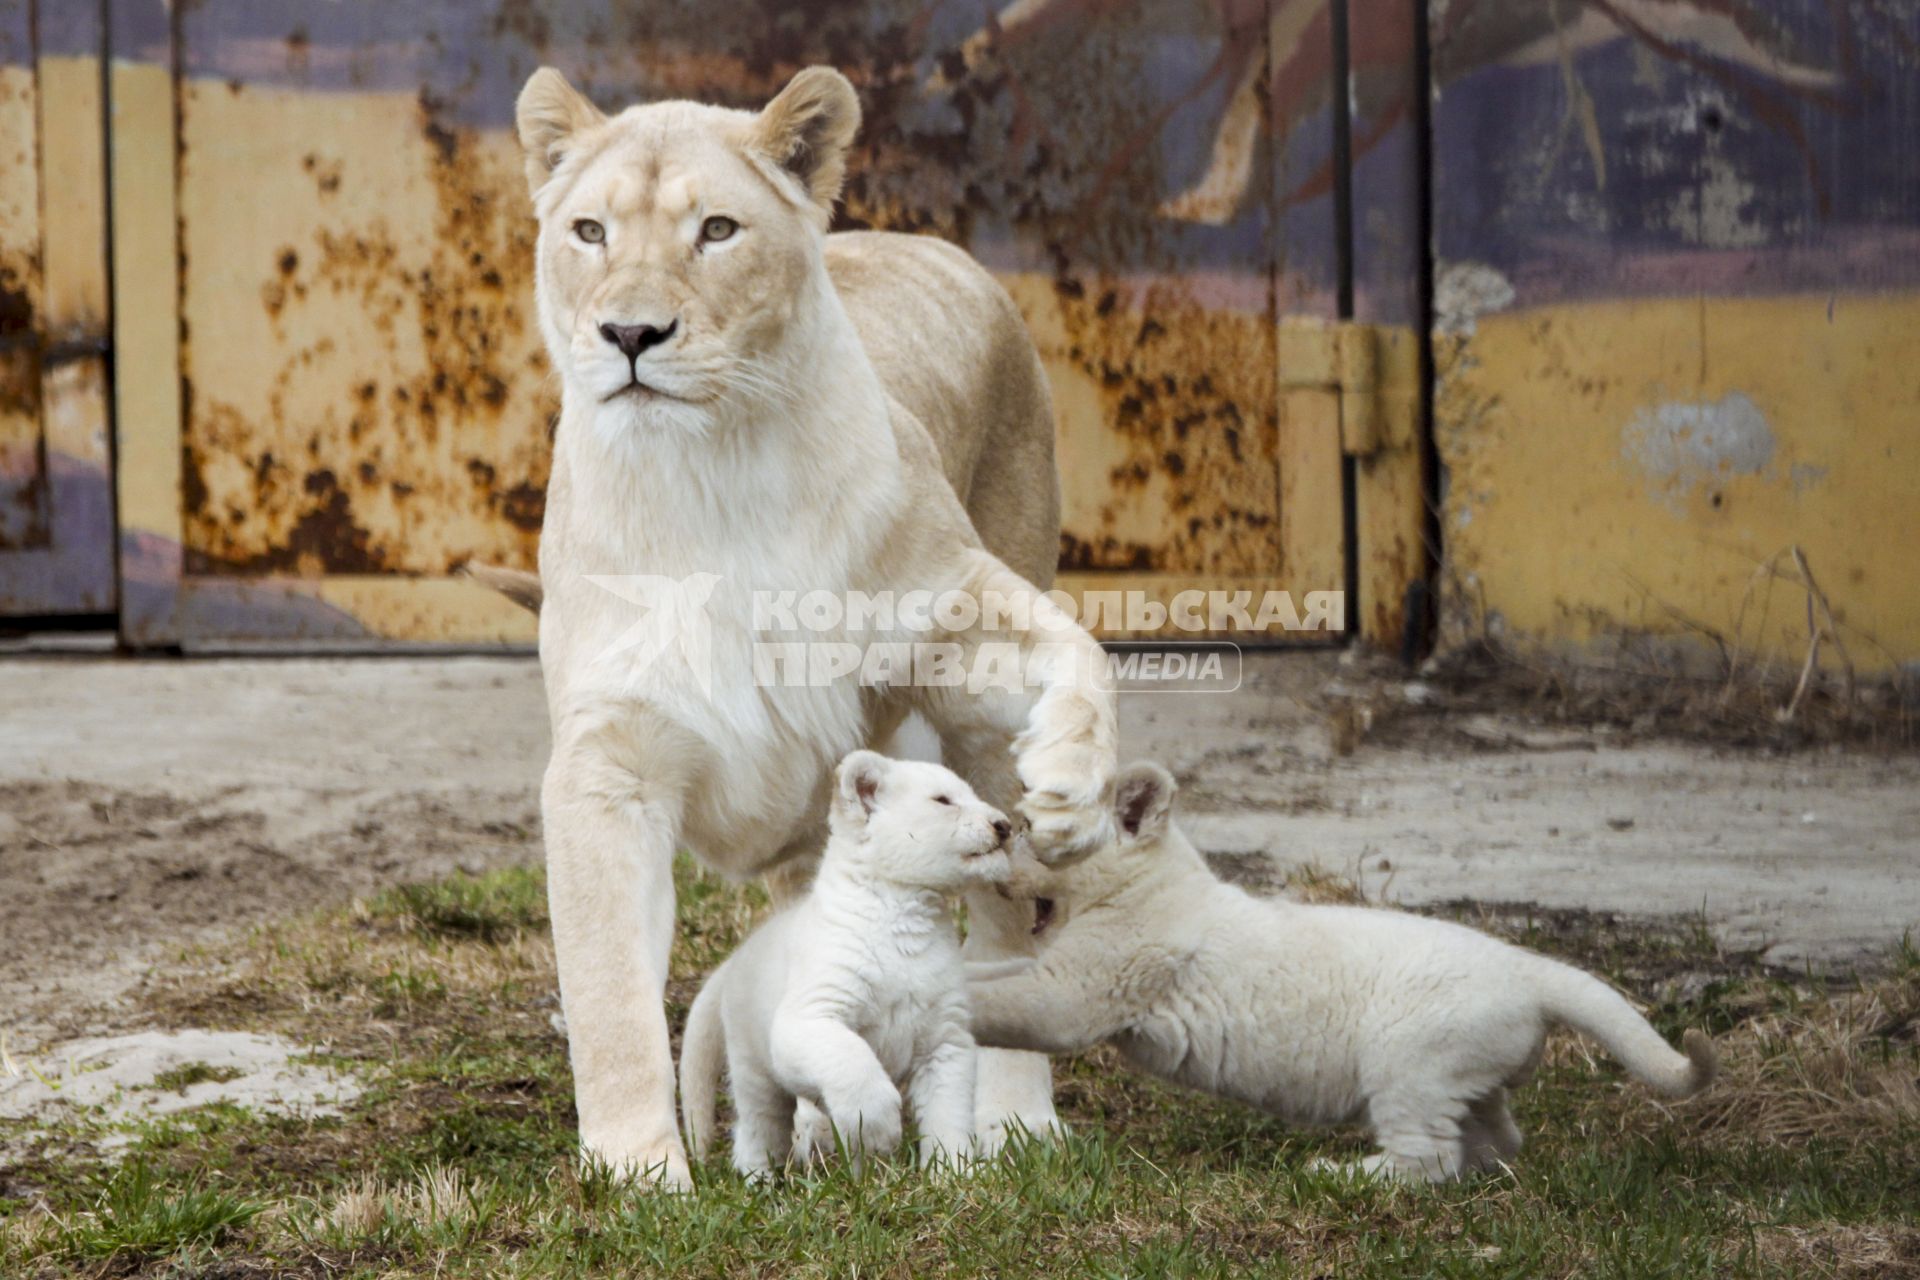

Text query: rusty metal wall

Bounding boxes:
[0,1,115,617]
[0,3,41,562]
[37,2,1920,662]
[104,0,1367,646]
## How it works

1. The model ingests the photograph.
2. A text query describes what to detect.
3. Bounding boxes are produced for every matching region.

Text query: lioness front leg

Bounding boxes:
[543,716,692,1188]
[918,549,1119,864]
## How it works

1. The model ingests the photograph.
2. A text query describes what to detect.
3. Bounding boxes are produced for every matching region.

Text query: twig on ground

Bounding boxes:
[1779,546,1855,723]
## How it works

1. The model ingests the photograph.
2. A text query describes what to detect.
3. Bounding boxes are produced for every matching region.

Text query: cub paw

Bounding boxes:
[832,1086,903,1159]
[918,1135,983,1174]
[790,1098,837,1168]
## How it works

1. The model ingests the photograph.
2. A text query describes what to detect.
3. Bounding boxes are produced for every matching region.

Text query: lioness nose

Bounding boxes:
[599,319,677,359]
[992,818,1012,844]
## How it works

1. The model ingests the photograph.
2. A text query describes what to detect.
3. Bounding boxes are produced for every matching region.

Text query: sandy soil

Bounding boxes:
[2,652,1916,1046]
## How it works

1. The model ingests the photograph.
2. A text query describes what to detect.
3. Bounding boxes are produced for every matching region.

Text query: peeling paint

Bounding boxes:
[1622,391,1775,506]
[1434,261,1515,336]
[1677,153,1768,249]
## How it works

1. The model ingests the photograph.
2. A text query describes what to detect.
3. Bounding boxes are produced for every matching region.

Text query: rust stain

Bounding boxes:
[799,7,1287,580]
[0,243,47,553]
[1045,275,1279,575]
[0,264,33,337]
[1058,530,1155,573]
[301,152,342,196]
[182,85,552,578]
[0,349,47,552]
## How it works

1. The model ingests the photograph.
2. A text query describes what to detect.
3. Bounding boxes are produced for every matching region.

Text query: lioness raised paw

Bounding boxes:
[1015,746,1115,864]
[1011,684,1117,863]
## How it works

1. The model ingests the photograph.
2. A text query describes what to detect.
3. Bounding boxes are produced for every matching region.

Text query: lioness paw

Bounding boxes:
[583,1141,693,1193]
[1014,716,1116,862]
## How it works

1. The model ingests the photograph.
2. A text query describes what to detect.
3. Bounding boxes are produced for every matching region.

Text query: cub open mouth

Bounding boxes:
[1032,897,1056,936]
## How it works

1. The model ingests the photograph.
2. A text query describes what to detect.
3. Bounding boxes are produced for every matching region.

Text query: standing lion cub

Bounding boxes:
[969,764,1718,1182]
[680,751,1014,1177]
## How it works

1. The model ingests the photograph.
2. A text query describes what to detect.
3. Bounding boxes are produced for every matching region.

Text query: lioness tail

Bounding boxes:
[462,561,544,613]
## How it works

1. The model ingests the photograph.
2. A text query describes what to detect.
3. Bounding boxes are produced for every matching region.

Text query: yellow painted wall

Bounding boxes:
[1436,292,1920,673]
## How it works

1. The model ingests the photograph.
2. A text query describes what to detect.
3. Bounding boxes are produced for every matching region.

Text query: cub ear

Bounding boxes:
[1113,762,1175,840]
[834,750,889,820]
[516,67,605,195]
[751,66,861,212]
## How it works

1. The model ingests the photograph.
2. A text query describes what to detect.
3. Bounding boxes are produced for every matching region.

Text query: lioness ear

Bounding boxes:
[1113,763,1175,840]
[834,750,889,821]
[516,67,605,195]
[752,66,861,211]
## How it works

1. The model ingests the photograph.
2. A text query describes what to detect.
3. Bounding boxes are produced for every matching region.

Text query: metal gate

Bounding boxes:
[0,2,114,619]
[3,2,1435,647]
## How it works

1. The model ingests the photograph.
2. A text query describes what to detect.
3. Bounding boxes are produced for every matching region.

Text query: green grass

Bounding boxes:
[373,865,551,945]
[2,860,1915,1278]
[145,1061,246,1095]
[40,1160,262,1266]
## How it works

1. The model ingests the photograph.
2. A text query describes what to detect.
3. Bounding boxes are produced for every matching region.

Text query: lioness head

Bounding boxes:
[829,751,1015,892]
[515,66,861,438]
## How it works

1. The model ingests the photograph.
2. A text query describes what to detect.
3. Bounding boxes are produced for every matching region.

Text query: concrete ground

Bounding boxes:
[3,652,1917,1044]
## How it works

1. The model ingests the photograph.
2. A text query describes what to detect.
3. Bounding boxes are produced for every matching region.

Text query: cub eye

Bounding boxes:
[573,219,605,245]
[700,216,739,244]
[934,795,953,806]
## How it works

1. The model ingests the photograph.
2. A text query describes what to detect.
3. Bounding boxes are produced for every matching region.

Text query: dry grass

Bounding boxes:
[1427,544,1917,751]
[1681,962,1920,1146]
[1407,638,1914,752]
[1755,1222,1920,1278]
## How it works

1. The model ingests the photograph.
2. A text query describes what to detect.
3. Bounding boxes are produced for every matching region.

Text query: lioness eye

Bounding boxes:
[573,219,605,245]
[700,216,739,243]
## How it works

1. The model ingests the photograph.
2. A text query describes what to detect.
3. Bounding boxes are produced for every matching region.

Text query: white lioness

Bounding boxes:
[970,764,1719,1182]
[513,65,1117,1185]
[680,751,1011,1176]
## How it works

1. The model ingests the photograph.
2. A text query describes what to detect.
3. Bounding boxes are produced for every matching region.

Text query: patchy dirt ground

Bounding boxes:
[1135,653,1920,968]
[2,651,1917,1049]
[0,657,547,1044]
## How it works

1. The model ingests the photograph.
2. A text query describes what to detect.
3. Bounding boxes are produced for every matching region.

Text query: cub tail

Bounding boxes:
[1530,957,1718,1097]
[679,965,728,1160]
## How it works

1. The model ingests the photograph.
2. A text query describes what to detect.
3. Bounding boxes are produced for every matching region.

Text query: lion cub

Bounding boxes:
[680,751,1013,1177]
[969,763,1718,1182]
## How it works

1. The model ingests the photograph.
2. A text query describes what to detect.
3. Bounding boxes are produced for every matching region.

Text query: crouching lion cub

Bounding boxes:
[969,764,1718,1182]
[681,751,1013,1177]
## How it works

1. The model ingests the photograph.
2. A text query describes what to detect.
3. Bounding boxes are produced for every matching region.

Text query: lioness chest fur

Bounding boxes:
[680,752,1014,1176]
[969,764,1719,1182]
